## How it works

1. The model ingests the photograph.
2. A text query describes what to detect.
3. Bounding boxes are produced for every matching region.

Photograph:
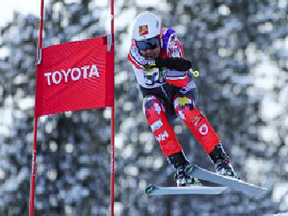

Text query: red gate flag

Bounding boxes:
[35,36,114,117]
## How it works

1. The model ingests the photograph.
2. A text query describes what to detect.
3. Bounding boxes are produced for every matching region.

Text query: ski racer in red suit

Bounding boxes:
[128,12,238,186]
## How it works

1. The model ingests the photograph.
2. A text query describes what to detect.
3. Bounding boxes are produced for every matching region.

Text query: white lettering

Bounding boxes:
[81,65,90,79]
[71,68,81,81]
[52,71,62,84]
[44,73,52,85]
[199,124,208,135]
[44,64,100,86]
[151,120,163,132]
[156,131,169,142]
[62,69,71,83]
[89,64,99,78]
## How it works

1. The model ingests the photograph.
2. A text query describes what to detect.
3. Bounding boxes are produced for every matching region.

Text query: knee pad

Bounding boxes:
[143,96,182,156]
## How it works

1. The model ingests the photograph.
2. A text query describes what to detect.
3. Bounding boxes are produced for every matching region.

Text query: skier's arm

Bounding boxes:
[144,32,191,87]
[144,57,192,71]
[144,57,192,87]
[144,58,191,87]
[165,32,190,87]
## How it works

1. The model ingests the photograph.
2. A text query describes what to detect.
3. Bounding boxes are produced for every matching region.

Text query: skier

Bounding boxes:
[128,12,238,187]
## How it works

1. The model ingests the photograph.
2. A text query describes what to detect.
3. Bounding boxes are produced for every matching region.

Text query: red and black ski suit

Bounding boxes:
[128,28,220,157]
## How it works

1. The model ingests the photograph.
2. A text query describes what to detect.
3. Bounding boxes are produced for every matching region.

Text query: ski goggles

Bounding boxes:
[136,36,160,51]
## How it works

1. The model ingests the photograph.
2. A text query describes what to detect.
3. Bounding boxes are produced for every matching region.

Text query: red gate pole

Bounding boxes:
[29,0,45,215]
[110,106,115,216]
[110,0,115,215]
[29,117,39,216]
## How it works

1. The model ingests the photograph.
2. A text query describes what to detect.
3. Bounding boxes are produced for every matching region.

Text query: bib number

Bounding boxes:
[143,68,165,85]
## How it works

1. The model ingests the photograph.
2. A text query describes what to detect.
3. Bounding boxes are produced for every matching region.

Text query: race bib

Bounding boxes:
[143,68,165,85]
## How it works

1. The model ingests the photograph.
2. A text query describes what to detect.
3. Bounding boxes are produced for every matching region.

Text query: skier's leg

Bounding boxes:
[173,94,219,154]
[143,95,200,186]
[173,94,238,177]
[143,95,182,157]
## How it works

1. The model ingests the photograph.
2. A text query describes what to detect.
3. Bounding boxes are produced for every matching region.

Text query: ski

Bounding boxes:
[145,184,228,196]
[186,165,267,198]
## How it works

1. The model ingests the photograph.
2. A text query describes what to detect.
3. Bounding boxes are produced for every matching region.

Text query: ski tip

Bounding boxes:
[145,184,157,195]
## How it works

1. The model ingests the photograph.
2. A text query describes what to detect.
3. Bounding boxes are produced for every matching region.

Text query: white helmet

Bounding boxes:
[133,12,161,41]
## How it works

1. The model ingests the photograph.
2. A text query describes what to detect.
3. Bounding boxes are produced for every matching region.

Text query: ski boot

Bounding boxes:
[168,151,201,187]
[209,143,239,179]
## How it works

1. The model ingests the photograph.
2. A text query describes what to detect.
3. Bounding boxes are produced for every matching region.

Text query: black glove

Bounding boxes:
[154,58,192,71]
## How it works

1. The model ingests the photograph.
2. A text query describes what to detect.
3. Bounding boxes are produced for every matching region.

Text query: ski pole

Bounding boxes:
[190,69,200,78]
